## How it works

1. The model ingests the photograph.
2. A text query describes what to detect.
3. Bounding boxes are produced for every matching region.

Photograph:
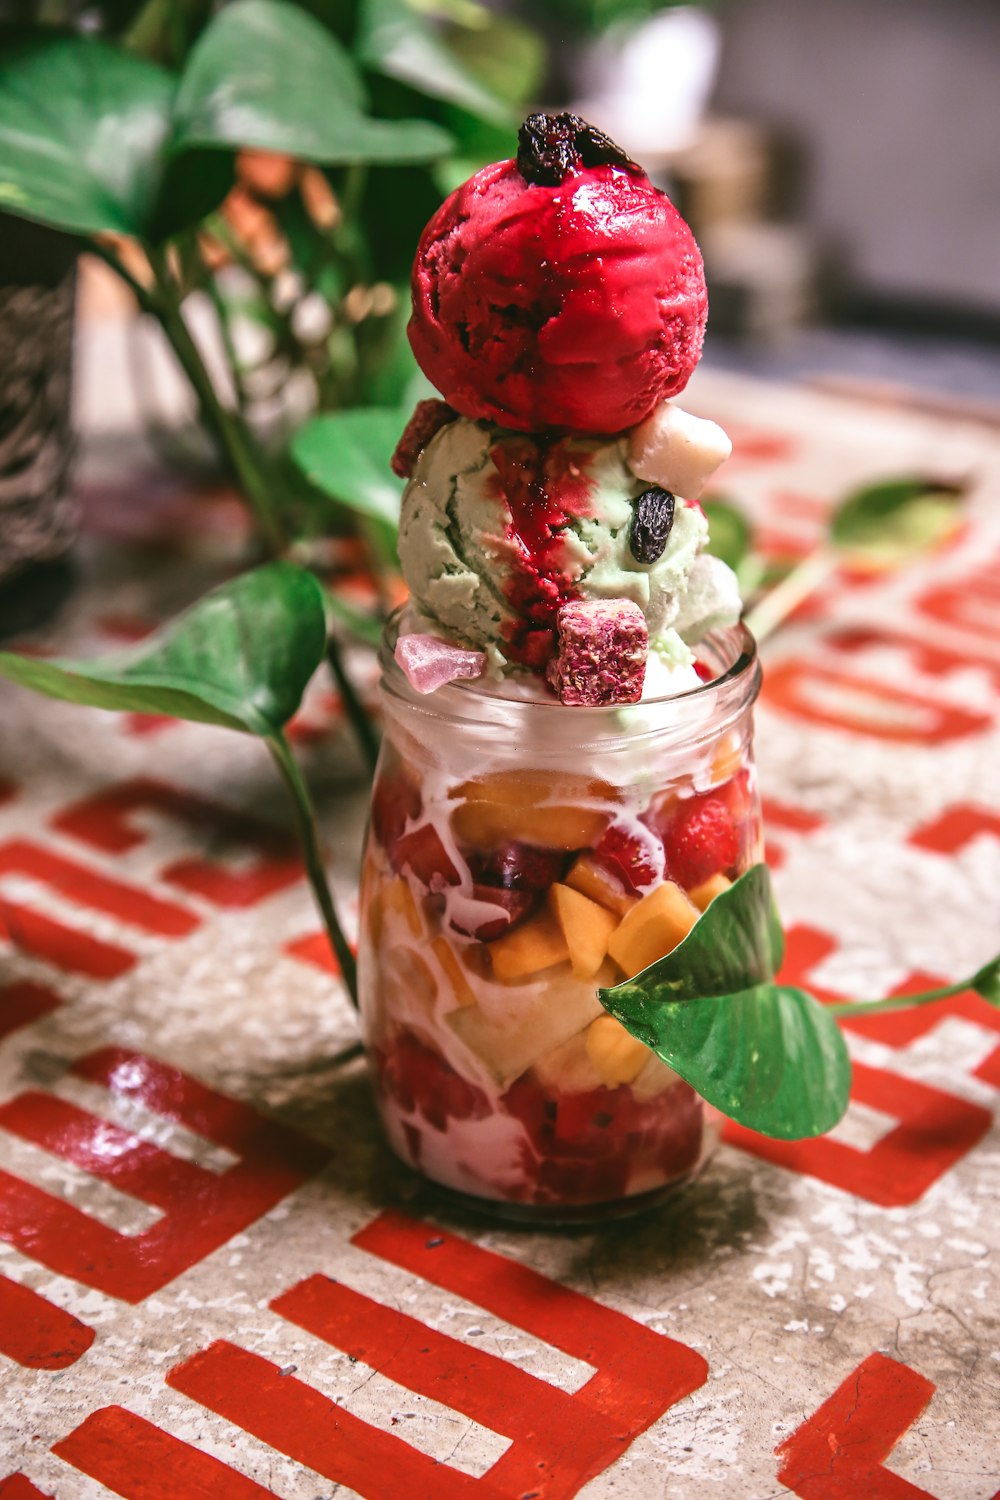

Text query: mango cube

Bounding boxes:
[431,935,477,1009]
[547,882,618,980]
[450,770,612,850]
[687,872,731,911]
[489,910,570,982]
[607,881,698,978]
[585,1014,651,1086]
[381,876,423,937]
[710,733,742,784]
[564,853,635,917]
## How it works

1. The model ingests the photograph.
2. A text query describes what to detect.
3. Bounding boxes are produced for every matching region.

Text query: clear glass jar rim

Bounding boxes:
[378,607,760,747]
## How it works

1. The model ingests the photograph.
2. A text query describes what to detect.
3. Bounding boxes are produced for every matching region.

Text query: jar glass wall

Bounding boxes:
[358,614,763,1223]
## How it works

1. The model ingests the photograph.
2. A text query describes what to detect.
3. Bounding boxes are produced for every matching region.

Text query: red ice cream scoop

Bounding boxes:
[408,112,708,436]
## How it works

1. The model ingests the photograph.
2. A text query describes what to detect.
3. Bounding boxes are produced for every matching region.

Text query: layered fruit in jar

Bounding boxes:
[358,695,763,1212]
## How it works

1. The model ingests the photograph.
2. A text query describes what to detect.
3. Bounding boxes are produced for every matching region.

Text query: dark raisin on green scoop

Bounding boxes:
[517,112,638,187]
[629,487,675,563]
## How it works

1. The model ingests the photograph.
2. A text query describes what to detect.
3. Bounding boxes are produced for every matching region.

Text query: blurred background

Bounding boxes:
[2,0,999,616]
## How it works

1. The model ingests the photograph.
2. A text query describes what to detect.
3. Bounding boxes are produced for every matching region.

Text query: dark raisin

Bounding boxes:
[575,120,637,173]
[629,486,675,564]
[517,112,638,187]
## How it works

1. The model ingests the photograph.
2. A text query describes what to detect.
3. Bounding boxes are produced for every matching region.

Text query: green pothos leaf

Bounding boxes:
[0,562,329,737]
[972,956,1000,1007]
[830,475,966,566]
[703,497,753,573]
[599,865,851,1139]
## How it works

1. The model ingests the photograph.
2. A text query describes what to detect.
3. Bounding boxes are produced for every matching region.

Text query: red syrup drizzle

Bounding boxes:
[488,436,593,669]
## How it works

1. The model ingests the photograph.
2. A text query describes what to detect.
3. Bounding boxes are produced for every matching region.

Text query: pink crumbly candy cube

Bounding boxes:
[547,599,648,706]
[395,632,486,694]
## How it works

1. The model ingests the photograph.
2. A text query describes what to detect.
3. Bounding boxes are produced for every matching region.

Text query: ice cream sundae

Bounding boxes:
[358,113,761,1217]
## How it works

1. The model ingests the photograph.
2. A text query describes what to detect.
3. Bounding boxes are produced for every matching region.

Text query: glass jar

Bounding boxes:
[359,614,763,1223]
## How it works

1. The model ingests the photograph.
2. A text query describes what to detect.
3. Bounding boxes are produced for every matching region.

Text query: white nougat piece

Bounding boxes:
[627,401,732,499]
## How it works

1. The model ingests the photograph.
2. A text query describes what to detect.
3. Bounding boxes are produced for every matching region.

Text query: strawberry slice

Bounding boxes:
[664,794,738,890]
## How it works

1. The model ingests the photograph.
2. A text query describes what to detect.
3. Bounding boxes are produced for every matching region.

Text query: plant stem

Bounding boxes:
[826,978,969,1019]
[268,732,358,1008]
[145,245,287,556]
[325,635,380,775]
[744,545,839,646]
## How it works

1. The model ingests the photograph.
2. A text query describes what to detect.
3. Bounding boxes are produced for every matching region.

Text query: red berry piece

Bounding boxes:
[376,1031,490,1132]
[393,823,461,888]
[664,795,738,889]
[472,841,567,892]
[593,822,665,893]
[449,884,536,942]
[370,758,422,854]
[391,399,457,478]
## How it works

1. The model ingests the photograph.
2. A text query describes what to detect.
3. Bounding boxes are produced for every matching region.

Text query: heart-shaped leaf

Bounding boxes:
[173,0,453,165]
[292,408,405,556]
[357,0,511,124]
[973,957,1000,1006]
[830,476,965,566]
[598,865,851,1138]
[0,562,329,736]
[0,33,210,239]
[703,497,753,573]
[607,981,851,1140]
[603,865,783,1013]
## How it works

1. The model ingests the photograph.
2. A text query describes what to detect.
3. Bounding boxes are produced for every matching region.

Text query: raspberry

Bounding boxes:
[391,399,457,478]
[665,795,738,890]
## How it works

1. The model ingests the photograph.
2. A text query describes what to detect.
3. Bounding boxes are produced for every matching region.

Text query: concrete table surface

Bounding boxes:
[1,368,998,1499]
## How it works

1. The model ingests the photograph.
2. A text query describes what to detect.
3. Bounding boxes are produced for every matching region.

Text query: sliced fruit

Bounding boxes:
[376,1030,490,1130]
[663,794,738,889]
[488,909,570,981]
[687,872,731,911]
[585,1013,651,1087]
[450,770,613,850]
[593,822,665,893]
[547,882,618,980]
[381,876,423,938]
[710,732,743,784]
[431,934,477,1009]
[393,823,461,887]
[607,880,698,978]
[370,759,422,853]
[472,841,567,892]
[449,884,536,942]
[447,975,605,1084]
[564,853,635,917]
[383,944,436,1011]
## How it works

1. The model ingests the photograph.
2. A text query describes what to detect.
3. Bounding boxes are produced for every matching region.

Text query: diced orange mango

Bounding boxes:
[585,1014,651,1086]
[547,882,619,980]
[607,881,698,978]
[450,770,613,850]
[564,853,635,917]
[711,732,743,784]
[687,872,731,911]
[381,876,422,937]
[489,910,570,981]
[431,935,477,1009]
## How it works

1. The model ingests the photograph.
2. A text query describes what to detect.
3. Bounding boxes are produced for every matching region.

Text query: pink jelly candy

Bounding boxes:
[395,633,486,694]
[547,599,647,706]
